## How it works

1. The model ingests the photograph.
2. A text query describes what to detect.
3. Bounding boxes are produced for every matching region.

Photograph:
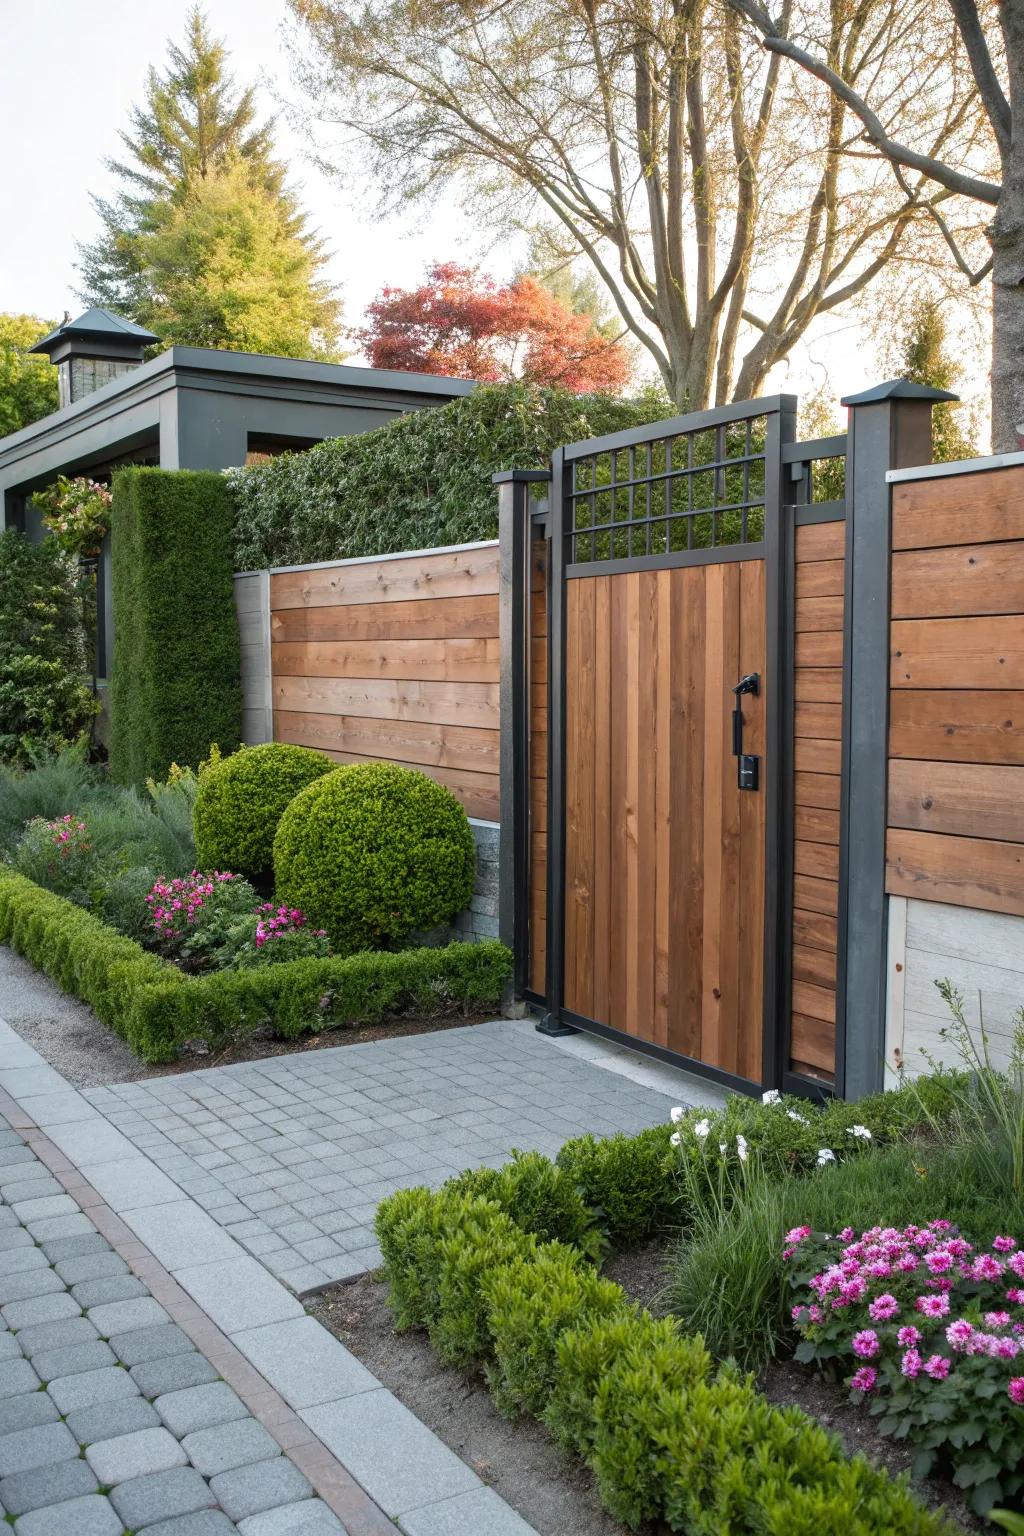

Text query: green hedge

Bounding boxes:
[110,467,241,784]
[375,1177,953,1534]
[229,381,672,571]
[0,870,511,1063]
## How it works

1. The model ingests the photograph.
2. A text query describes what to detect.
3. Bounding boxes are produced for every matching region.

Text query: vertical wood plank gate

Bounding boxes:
[540,399,797,1093]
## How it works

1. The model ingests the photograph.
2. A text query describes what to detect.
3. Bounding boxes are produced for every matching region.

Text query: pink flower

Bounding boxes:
[993,1236,1017,1253]
[1009,1378,1024,1406]
[786,1226,812,1244]
[1007,1288,1024,1304]
[946,1319,974,1351]
[924,1249,954,1274]
[901,1348,922,1378]
[868,1293,900,1322]
[852,1329,880,1359]
[850,1366,877,1394]
[897,1325,922,1347]
[924,1354,951,1380]
[897,1252,920,1273]
[1009,1252,1024,1280]
[973,1254,1006,1282]
[916,1293,950,1318]
[985,1311,1012,1328]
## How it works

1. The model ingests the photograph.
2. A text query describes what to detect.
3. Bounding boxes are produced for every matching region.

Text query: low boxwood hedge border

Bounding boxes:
[0,870,512,1064]
[375,1146,954,1534]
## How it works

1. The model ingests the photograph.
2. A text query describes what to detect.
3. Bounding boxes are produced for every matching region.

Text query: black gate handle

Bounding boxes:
[731,673,760,791]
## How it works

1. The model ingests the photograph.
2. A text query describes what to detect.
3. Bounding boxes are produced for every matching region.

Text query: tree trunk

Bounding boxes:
[989,194,1024,453]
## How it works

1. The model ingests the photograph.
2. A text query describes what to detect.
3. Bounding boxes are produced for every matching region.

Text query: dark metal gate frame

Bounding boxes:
[533,396,798,1097]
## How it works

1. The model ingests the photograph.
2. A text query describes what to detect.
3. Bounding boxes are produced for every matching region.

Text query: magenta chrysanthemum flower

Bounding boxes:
[993,1236,1017,1253]
[901,1348,922,1378]
[1009,1377,1024,1406]
[850,1366,877,1394]
[924,1354,951,1380]
[868,1293,899,1322]
[897,1325,922,1347]
[946,1319,974,1351]
[915,1293,950,1318]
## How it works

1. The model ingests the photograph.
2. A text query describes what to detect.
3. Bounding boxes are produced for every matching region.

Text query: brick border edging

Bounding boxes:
[0,1084,397,1536]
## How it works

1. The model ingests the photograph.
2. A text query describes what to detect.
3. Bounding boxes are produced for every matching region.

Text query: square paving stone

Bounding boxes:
[73,1275,148,1308]
[156,1382,248,1437]
[0,1392,59,1438]
[132,1352,219,1399]
[396,1487,538,1536]
[14,1491,123,1536]
[86,1425,187,1484]
[48,1364,141,1414]
[0,1268,66,1307]
[110,1465,215,1529]
[88,1297,169,1338]
[232,1318,375,1411]
[182,1418,281,1478]
[238,1499,345,1535]
[110,1322,193,1367]
[210,1457,311,1522]
[33,1340,116,1382]
[3,1292,81,1331]
[0,1359,40,1397]
[17,1317,98,1357]
[137,1513,238,1536]
[66,1394,160,1446]
[175,1258,303,1334]
[55,1253,128,1287]
[0,1456,98,1516]
[0,1420,80,1476]
[302,1391,479,1517]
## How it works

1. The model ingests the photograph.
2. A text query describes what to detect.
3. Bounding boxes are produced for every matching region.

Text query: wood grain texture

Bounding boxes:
[892,468,1024,550]
[795,521,845,562]
[273,710,498,773]
[271,545,499,609]
[274,675,499,729]
[889,690,1024,766]
[561,560,765,1082]
[271,594,498,642]
[272,638,499,682]
[891,542,1024,619]
[886,828,1024,917]
[796,630,843,668]
[791,1014,837,1074]
[891,616,1024,690]
[888,759,1024,843]
[796,560,844,599]
[318,750,498,820]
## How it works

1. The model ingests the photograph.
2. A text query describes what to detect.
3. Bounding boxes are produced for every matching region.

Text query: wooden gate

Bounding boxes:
[541,399,796,1092]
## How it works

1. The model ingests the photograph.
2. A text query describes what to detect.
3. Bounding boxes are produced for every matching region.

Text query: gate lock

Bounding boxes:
[731,673,760,792]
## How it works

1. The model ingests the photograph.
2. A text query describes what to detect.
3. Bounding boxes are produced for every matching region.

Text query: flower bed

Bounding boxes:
[374,1142,953,1533]
[789,1221,1024,1514]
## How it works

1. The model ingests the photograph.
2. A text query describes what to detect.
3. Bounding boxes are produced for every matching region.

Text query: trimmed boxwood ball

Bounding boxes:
[193,743,333,878]
[273,762,476,954]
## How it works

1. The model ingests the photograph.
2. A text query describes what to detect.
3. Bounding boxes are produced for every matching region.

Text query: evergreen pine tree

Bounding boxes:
[892,300,976,464]
[77,7,341,357]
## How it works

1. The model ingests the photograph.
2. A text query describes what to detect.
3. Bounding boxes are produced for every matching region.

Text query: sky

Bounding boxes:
[0,0,989,419]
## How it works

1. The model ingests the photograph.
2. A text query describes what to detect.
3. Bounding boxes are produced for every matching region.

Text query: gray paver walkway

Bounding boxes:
[0,1117,337,1536]
[82,1020,685,1291]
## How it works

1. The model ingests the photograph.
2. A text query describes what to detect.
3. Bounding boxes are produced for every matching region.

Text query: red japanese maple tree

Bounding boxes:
[360,262,630,393]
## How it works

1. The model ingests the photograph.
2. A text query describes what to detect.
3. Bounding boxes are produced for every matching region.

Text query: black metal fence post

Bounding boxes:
[837,380,955,1100]
[495,468,551,999]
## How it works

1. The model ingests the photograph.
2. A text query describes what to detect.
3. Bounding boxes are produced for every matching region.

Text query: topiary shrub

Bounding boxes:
[273,762,476,953]
[193,742,332,878]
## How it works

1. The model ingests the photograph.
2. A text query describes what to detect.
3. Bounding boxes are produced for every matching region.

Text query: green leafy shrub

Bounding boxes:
[0,530,96,765]
[110,468,240,785]
[484,1247,624,1418]
[446,1149,603,1261]
[13,815,101,905]
[274,762,476,953]
[0,745,98,851]
[193,743,333,879]
[557,1124,676,1247]
[432,1204,537,1368]
[0,868,511,1062]
[230,381,672,571]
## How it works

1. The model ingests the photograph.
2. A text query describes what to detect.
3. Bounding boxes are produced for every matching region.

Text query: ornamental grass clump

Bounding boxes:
[788,1219,1024,1514]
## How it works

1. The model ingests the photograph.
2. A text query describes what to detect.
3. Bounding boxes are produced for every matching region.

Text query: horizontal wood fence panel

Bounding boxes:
[886,828,1024,917]
[796,596,844,631]
[892,468,1024,550]
[796,630,843,668]
[795,702,842,739]
[795,560,844,599]
[794,873,840,916]
[271,638,499,683]
[319,750,498,821]
[795,737,841,774]
[891,616,1024,690]
[887,464,1024,919]
[889,690,1024,765]
[791,1014,836,1073]
[891,542,1024,619]
[794,668,842,703]
[273,710,499,774]
[274,675,499,729]
[795,806,840,845]
[793,943,837,988]
[792,978,837,1025]
[795,771,841,809]
[795,521,845,562]
[271,594,500,643]
[270,545,499,610]
[888,759,1024,843]
[795,838,839,881]
[266,544,501,821]
[793,908,838,952]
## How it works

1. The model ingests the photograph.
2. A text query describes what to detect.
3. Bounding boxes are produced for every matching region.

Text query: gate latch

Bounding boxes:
[731,673,760,792]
